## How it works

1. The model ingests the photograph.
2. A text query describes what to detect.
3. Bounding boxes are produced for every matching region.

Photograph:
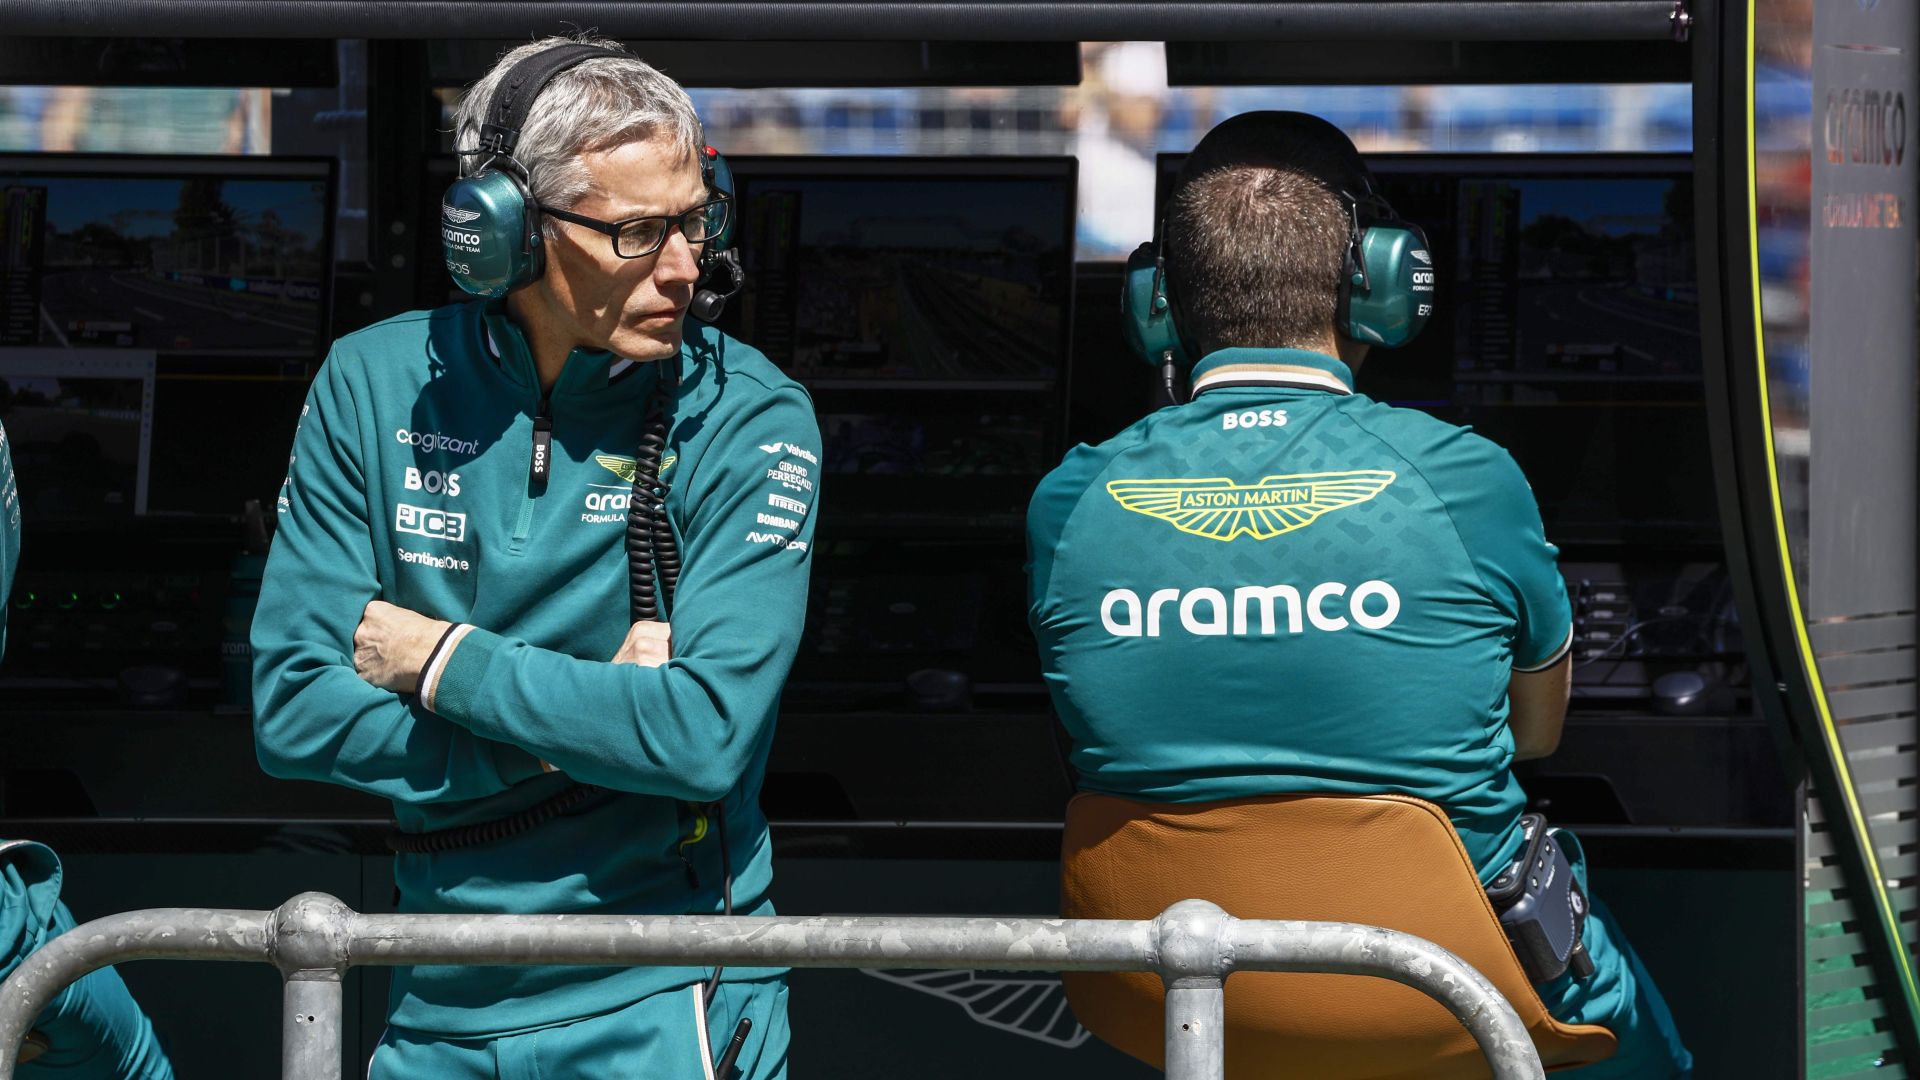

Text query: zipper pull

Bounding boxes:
[529,396,553,487]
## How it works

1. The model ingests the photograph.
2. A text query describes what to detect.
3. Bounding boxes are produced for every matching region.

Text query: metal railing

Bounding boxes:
[0,894,1545,1079]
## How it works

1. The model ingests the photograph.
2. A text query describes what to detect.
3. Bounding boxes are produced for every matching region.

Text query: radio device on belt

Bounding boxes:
[1484,813,1596,985]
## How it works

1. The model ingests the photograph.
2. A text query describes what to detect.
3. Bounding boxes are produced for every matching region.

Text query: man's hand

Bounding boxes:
[354,600,450,694]
[612,620,672,667]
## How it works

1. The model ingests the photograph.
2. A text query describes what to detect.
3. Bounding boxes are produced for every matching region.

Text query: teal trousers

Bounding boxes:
[1542,834,1693,1078]
[368,976,789,1080]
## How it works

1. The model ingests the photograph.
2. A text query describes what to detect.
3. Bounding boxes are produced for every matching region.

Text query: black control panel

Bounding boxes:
[1563,560,1743,700]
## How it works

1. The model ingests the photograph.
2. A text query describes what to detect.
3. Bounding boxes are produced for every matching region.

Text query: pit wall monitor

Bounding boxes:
[0,348,155,519]
[719,155,1079,521]
[0,154,335,360]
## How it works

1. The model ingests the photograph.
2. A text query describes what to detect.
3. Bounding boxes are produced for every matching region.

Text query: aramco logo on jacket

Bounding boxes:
[1106,469,1394,541]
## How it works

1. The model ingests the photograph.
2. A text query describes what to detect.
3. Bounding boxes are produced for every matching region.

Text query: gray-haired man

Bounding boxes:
[251,36,816,1078]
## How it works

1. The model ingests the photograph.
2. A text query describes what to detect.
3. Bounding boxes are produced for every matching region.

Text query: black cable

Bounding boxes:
[1571,615,1696,671]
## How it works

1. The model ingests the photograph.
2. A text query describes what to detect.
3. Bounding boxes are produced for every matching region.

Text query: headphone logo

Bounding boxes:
[441,205,482,225]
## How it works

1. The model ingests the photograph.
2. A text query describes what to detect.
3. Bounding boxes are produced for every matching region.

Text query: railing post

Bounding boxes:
[269,893,353,1080]
[1163,978,1227,1080]
[1154,899,1233,1080]
[282,975,343,1080]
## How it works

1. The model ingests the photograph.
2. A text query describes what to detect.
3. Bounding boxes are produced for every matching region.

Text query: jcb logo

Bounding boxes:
[396,503,467,543]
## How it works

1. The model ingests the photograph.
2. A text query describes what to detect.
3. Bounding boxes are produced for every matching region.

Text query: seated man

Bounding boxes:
[0,422,175,1080]
[1025,112,1691,1077]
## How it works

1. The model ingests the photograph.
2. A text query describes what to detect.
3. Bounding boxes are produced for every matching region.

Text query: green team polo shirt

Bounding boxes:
[1027,348,1573,881]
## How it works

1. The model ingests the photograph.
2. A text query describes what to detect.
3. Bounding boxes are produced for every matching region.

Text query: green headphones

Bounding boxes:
[441,43,740,316]
[1122,169,1436,371]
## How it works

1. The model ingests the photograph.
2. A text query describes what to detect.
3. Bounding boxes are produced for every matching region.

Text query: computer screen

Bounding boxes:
[719,157,1077,522]
[0,155,334,359]
[0,349,154,520]
[722,156,1077,388]
[1152,153,1708,547]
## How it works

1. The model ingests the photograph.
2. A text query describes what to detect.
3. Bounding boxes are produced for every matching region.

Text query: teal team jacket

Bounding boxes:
[251,301,820,1036]
[2,419,16,658]
[1028,348,1573,882]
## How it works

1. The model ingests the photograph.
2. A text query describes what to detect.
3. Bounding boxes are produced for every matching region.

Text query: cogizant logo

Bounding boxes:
[1100,581,1401,637]
[395,429,480,457]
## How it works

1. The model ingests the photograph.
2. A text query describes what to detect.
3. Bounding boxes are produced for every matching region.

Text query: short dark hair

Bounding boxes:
[1163,112,1369,356]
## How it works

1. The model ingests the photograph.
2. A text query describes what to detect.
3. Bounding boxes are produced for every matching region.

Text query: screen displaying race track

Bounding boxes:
[723,158,1076,387]
[0,349,154,519]
[1451,175,1696,378]
[0,156,333,359]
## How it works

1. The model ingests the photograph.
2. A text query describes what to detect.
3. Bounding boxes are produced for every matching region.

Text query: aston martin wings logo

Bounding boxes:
[441,204,482,225]
[596,454,638,483]
[860,969,1092,1048]
[595,453,674,482]
[1107,470,1396,541]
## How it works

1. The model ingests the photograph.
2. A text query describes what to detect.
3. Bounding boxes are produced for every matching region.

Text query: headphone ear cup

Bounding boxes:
[702,146,737,252]
[441,167,542,299]
[1343,222,1435,349]
[1121,242,1191,369]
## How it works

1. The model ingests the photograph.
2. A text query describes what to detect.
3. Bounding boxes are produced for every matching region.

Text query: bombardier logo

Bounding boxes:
[396,503,467,543]
[1101,580,1401,638]
[442,204,482,225]
[1107,470,1395,542]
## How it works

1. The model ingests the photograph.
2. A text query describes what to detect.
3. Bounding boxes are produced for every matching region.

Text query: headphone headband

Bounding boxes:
[477,43,623,157]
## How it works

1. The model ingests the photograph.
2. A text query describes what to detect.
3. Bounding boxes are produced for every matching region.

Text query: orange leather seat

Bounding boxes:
[1060,792,1617,1079]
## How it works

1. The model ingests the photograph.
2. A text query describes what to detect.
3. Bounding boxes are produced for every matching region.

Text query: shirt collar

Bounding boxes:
[479,301,649,395]
[1188,347,1354,398]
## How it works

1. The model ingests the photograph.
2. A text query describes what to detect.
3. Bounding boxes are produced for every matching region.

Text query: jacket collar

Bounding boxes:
[479,301,653,396]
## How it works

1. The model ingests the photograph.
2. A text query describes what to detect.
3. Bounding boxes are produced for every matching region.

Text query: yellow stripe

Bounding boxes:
[1744,0,1920,1000]
[678,810,710,854]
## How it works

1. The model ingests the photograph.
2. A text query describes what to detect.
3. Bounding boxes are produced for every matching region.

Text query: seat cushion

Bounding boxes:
[1060,792,1617,1079]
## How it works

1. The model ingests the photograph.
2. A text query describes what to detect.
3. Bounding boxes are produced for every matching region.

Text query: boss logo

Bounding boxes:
[395,503,467,543]
[403,468,461,496]
[1222,409,1287,431]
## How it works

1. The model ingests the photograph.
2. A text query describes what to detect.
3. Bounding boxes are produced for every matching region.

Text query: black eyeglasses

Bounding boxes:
[536,196,731,259]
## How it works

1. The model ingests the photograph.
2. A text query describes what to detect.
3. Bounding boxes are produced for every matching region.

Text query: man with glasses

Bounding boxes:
[251,37,816,1079]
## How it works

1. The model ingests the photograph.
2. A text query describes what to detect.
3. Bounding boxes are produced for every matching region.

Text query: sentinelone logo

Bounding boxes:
[397,547,470,572]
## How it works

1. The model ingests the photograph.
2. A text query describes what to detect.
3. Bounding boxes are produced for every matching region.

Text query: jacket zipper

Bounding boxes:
[510,394,552,551]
